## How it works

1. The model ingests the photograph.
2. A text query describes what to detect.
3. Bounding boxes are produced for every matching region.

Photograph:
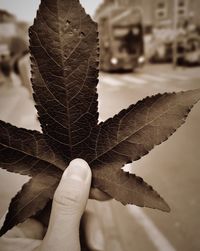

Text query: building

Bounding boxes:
[95,0,200,62]
[0,9,29,62]
[0,9,29,45]
[0,10,15,23]
[96,0,200,32]
[0,10,17,40]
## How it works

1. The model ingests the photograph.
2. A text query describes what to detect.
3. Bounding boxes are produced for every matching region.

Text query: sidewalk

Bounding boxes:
[0,77,130,251]
[0,76,158,251]
[0,76,39,217]
[1,68,199,250]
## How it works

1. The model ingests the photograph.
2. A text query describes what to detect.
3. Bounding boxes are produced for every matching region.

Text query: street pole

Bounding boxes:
[173,0,178,69]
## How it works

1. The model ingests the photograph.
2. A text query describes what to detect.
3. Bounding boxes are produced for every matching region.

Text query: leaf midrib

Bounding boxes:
[0,142,60,172]
[5,176,58,229]
[93,172,169,211]
[91,98,184,164]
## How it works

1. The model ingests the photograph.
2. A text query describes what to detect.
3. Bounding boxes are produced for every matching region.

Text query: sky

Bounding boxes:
[0,0,103,22]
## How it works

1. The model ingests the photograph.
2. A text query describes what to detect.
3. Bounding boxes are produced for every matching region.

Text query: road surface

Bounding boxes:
[0,64,200,251]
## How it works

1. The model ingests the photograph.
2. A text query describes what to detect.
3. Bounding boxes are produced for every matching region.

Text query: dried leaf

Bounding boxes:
[89,90,200,167]
[0,171,60,236]
[0,0,200,236]
[29,0,99,162]
[89,90,200,210]
[0,120,65,175]
[92,169,170,212]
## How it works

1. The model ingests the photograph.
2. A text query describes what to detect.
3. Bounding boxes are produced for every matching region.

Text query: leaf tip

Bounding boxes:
[0,223,8,237]
[160,201,171,213]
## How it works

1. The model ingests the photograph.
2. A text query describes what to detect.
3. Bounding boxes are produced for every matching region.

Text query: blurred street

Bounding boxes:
[97,64,200,251]
[0,64,200,251]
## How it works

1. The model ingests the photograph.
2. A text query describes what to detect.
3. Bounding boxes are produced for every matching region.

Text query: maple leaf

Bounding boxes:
[0,0,200,236]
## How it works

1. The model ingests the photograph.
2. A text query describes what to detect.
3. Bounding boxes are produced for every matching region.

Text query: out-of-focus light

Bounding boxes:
[111,57,118,65]
[138,56,145,64]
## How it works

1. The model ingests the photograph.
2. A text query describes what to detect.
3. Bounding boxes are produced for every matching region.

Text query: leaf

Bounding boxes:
[92,168,170,212]
[89,90,200,167]
[29,0,99,162]
[0,120,65,175]
[0,171,60,236]
[0,0,200,236]
[88,90,200,209]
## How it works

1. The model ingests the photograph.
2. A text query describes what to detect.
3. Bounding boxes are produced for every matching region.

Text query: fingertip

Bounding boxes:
[54,159,91,211]
[62,158,92,182]
[69,158,90,170]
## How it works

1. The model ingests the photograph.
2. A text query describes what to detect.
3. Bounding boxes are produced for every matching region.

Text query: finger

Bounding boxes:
[0,213,44,239]
[40,159,91,251]
[90,188,112,201]
[16,219,45,239]
[82,211,105,251]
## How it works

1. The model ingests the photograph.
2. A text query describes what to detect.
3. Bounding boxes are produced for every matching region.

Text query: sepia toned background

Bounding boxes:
[0,1,200,250]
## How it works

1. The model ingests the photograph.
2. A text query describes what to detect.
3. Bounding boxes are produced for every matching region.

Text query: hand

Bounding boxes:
[38,158,92,251]
[0,159,109,251]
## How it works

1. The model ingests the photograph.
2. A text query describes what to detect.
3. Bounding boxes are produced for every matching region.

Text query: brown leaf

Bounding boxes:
[0,120,65,175]
[0,0,200,236]
[93,168,170,212]
[90,90,200,167]
[29,0,99,162]
[88,90,200,208]
[0,171,60,236]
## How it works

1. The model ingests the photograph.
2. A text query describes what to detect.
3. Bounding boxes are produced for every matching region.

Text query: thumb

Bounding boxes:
[40,159,91,251]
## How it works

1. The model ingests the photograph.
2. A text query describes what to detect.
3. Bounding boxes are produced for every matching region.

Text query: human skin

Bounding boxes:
[0,159,110,251]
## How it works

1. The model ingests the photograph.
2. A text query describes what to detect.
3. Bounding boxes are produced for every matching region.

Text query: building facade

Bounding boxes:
[96,0,200,31]
[0,10,15,23]
[0,11,16,40]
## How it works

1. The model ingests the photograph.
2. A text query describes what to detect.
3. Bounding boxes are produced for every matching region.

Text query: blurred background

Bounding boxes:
[0,0,200,251]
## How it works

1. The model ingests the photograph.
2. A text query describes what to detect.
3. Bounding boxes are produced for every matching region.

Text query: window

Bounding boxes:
[178,1,185,7]
[178,9,185,15]
[158,2,165,9]
[177,0,187,17]
[158,11,165,17]
[156,1,167,20]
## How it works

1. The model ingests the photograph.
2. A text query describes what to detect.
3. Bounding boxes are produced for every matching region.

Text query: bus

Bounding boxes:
[97,7,145,72]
